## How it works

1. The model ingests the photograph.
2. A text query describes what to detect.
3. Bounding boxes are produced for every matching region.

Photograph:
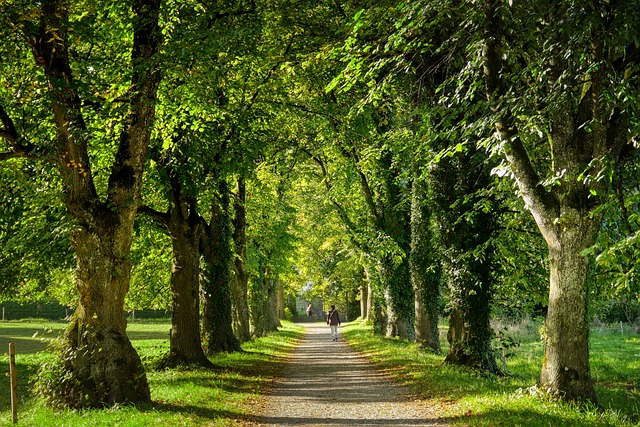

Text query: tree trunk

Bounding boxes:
[478,0,635,402]
[250,264,270,337]
[366,277,374,322]
[379,150,414,339]
[431,143,499,373]
[276,280,285,320]
[270,279,282,330]
[380,256,414,339]
[162,202,213,368]
[231,177,251,342]
[410,173,441,352]
[65,223,150,407]
[360,283,368,319]
[202,179,242,353]
[539,215,598,401]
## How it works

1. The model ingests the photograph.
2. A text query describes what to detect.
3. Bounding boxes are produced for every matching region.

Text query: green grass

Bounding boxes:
[0,319,304,427]
[2,319,638,426]
[341,320,640,427]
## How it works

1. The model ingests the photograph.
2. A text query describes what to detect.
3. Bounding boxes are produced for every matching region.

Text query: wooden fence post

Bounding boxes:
[9,342,18,424]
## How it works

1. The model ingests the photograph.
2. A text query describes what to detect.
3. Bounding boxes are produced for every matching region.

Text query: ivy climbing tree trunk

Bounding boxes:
[378,149,414,339]
[431,143,499,373]
[0,0,163,407]
[202,178,242,353]
[410,171,441,352]
[231,177,251,342]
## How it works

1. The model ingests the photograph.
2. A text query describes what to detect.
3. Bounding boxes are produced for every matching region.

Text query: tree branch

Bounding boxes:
[482,0,559,228]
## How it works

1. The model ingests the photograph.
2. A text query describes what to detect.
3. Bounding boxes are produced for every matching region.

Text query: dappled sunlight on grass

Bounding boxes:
[0,320,305,426]
[341,319,639,427]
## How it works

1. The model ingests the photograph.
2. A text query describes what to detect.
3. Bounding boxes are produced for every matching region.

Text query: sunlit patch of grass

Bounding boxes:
[341,320,638,427]
[0,320,304,427]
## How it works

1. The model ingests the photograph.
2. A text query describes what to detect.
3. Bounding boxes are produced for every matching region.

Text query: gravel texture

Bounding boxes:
[247,323,448,427]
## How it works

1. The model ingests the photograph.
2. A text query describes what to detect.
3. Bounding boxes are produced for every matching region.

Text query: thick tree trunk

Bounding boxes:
[410,172,441,352]
[431,143,499,373]
[379,151,414,339]
[231,177,251,342]
[538,211,599,401]
[202,179,242,353]
[163,210,213,368]
[478,0,636,402]
[65,222,150,407]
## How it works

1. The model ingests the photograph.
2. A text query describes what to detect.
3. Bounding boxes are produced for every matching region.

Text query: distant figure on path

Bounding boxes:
[306,303,313,317]
[326,305,341,341]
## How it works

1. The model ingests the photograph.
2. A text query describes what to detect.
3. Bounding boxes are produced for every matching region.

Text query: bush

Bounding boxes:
[592,299,640,324]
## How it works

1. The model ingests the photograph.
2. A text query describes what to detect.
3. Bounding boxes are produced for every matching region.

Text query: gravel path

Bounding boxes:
[248,323,447,427]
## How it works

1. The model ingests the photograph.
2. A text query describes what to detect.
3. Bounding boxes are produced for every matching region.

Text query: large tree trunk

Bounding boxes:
[410,173,441,352]
[231,177,251,342]
[539,214,598,401]
[431,143,499,373]
[19,0,163,407]
[66,222,150,407]
[379,150,414,339]
[202,178,242,353]
[162,198,213,368]
[380,256,414,339]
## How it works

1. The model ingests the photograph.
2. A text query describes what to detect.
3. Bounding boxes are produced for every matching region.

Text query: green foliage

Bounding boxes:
[128,218,172,311]
[0,160,74,301]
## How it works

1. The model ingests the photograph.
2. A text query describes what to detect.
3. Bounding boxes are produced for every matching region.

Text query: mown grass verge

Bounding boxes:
[341,320,639,427]
[0,320,304,427]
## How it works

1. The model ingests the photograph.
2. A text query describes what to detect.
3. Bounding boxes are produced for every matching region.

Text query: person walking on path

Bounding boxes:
[249,323,446,427]
[326,305,341,341]
[306,303,313,317]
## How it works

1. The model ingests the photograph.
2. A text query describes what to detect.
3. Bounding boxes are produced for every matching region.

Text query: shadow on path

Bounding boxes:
[248,323,446,427]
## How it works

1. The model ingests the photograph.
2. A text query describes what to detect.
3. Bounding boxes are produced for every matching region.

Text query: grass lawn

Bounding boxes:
[0,319,304,427]
[1,318,638,426]
[341,320,640,427]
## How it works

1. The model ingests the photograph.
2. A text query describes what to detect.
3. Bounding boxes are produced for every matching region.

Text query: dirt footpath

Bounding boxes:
[247,323,447,427]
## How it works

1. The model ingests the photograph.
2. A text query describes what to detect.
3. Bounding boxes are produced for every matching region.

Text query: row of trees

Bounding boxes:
[1,0,638,409]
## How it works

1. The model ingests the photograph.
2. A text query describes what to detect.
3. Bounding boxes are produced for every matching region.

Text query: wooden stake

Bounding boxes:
[9,342,17,424]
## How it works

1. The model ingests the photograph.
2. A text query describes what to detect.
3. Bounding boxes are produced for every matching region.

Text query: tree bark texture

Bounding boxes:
[430,146,499,373]
[162,193,213,368]
[24,0,162,407]
[231,177,251,342]
[202,178,242,353]
[539,213,598,400]
[410,172,441,352]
